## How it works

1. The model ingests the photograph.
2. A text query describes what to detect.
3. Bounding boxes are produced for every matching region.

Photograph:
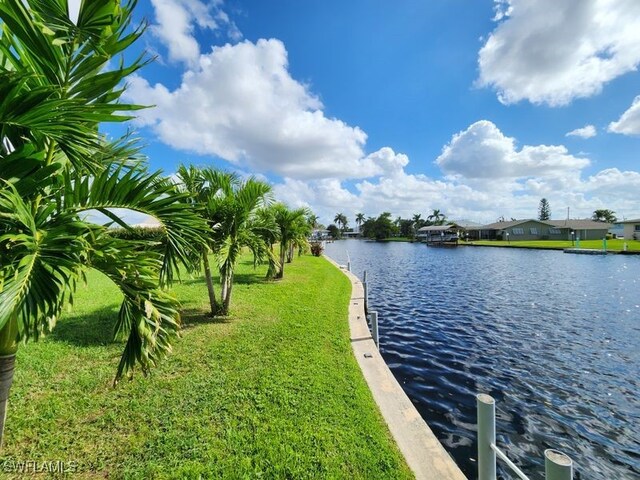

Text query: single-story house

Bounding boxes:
[548,219,611,240]
[465,219,557,241]
[465,219,612,241]
[618,218,640,240]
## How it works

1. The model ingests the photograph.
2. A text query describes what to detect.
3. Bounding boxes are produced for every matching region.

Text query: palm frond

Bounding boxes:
[63,164,209,285]
[0,182,90,339]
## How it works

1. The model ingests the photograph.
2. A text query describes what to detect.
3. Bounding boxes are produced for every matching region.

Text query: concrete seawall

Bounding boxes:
[326,257,467,480]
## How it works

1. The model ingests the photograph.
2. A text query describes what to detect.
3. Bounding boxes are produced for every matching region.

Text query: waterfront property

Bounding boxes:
[416,225,459,245]
[325,240,640,479]
[464,219,611,241]
[619,218,640,240]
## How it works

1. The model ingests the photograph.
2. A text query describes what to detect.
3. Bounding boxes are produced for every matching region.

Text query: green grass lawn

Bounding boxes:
[1,255,412,479]
[467,238,640,252]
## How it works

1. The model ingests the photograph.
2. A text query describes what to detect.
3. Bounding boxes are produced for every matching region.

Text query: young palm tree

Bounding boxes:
[0,0,208,446]
[286,214,312,262]
[175,165,238,315]
[215,178,276,315]
[307,214,320,229]
[273,204,311,279]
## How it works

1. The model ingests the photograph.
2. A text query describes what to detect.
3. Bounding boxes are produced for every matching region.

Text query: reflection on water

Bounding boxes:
[325,240,640,479]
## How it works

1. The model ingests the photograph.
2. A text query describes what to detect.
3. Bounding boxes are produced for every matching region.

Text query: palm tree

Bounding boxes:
[215,178,275,315]
[428,209,446,225]
[307,214,320,229]
[0,0,208,445]
[286,214,312,262]
[273,204,311,279]
[176,165,238,315]
[592,209,617,223]
[355,213,365,232]
[334,213,348,232]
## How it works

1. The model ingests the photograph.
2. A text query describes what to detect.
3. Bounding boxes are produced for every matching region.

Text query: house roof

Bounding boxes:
[618,218,640,224]
[451,219,484,228]
[477,219,556,230]
[417,224,456,232]
[548,219,612,229]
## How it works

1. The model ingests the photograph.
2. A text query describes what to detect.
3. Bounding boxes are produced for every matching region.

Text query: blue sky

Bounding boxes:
[105,0,640,225]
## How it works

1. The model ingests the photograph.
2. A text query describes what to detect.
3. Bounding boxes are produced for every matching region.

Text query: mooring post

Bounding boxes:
[545,449,573,480]
[477,393,497,480]
[363,270,368,313]
[370,311,379,348]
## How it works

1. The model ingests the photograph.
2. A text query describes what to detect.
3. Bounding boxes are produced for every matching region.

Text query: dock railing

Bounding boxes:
[361,270,379,348]
[477,394,573,480]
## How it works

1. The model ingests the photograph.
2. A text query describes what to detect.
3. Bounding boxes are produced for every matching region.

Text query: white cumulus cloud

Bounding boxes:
[608,95,640,135]
[478,0,640,106]
[566,125,597,138]
[149,0,241,66]
[435,120,589,179]
[126,39,400,180]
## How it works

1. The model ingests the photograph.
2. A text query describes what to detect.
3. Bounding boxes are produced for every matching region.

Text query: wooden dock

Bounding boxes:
[563,248,607,255]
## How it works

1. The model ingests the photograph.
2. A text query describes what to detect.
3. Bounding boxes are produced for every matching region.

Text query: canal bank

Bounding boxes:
[325,256,467,480]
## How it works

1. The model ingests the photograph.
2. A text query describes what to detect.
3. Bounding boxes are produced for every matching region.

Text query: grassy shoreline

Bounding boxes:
[2,255,412,479]
[464,238,640,252]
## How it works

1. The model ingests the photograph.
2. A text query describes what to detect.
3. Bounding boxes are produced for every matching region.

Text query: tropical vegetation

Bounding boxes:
[592,209,617,223]
[334,212,348,232]
[0,0,210,445]
[0,0,320,449]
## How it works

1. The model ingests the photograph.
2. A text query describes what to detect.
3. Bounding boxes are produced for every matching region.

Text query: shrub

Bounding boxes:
[310,241,324,257]
[108,226,166,242]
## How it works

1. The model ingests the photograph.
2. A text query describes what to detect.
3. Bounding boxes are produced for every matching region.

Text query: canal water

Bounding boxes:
[325,240,639,479]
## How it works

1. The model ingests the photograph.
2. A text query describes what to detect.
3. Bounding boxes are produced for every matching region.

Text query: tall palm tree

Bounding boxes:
[0,0,208,445]
[273,204,311,279]
[428,209,446,225]
[355,213,365,232]
[334,213,348,232]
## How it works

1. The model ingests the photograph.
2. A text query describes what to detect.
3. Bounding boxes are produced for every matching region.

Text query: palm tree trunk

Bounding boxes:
[287,243,294,263]
[277,242,286,278]
[0,318,19,449]
[222,273,233,315]
[202,251,218,315]
[0,354,15,449]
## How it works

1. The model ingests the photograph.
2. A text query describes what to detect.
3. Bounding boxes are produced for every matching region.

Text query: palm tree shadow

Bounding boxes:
[49,306,120,346]
[233,272,265,285]
[180,308,231,329]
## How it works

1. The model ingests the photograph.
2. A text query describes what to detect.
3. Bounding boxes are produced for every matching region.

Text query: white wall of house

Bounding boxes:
[623,222,640,240]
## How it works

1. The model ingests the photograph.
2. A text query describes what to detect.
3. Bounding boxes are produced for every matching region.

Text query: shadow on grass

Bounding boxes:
[50,306,120,347]
[178,272,266,287]
[181,308,232,330]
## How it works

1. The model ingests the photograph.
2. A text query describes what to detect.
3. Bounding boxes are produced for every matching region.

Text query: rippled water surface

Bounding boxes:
[325,241,640,479]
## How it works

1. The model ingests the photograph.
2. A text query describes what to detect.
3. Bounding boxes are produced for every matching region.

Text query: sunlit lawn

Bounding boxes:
[467,238,640,252]
[1,255,412,479]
